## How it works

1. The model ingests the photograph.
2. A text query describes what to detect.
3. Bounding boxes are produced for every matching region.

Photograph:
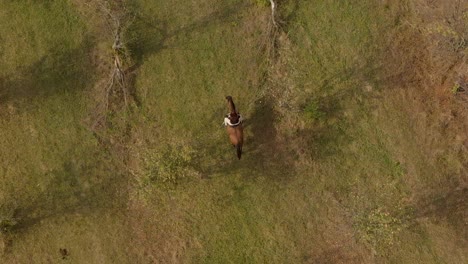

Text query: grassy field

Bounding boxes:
[1,0,467,263]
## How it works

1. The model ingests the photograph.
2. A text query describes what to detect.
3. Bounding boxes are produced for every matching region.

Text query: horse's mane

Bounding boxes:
[226,96,239,123]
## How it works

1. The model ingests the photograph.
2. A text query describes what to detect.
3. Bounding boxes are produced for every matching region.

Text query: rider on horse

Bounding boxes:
[224,96,244,159]
[223,112,244,127]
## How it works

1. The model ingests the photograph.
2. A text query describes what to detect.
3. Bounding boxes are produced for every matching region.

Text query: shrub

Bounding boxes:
[0,219,17,234]
[252,0,269,7]
[142,144,199,185]
[451,82,461,94]
[354,205,412,254]
[0,205,17,234]
[303,100,325,121]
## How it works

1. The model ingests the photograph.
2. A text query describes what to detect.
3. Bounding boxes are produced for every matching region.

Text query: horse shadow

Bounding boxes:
[243,98,298,180]
[200,97,296,181]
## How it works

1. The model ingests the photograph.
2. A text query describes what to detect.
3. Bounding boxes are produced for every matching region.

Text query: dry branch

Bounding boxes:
[264,0,281,62]
[87,0,134,133]
[269,0,277,27]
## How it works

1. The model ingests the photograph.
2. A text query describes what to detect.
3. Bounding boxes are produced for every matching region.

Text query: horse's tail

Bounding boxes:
[236,144,242,160]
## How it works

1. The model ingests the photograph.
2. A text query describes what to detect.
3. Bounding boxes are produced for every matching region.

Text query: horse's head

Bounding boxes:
[225,96,236,113]
[225,95,239,122]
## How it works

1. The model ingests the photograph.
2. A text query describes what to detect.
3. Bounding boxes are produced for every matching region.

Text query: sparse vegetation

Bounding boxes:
[1,0,467,263]
[303,100,325,121]
[141,144,199,185]
[252,0,269,8]
[354,204,412,255]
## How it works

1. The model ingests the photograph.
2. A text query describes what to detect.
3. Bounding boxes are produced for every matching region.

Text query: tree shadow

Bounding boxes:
[0,39,96,105]
[126,17,168,64]
[249,99,304,181]
[278,0,300,28]
[416,187,467,232]
[126,1,249,64]
[297,94,349,160]
[9,157,126,232]
[124,2,250,107]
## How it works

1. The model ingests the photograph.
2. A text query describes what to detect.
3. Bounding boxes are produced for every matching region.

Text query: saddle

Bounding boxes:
[224,113,243,127]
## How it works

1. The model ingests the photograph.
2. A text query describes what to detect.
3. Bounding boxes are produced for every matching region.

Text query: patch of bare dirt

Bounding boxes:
[304,195,373,264]
[380,0,468,238]
[127,197,192,264]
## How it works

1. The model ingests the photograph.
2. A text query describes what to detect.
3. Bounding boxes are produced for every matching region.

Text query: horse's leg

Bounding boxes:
[236,144,242,159]
[235,126,243,159]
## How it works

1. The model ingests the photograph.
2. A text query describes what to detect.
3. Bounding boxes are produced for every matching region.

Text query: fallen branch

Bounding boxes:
[269,0,277,27]
[88,0,133,132]
[263,0,280,62]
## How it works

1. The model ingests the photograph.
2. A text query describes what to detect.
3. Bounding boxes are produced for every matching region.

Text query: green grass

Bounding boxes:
[0,1,129,262]
[0,0,92,212]
[128,0,421,262]
[0,0,87,78]
[1,0,467,263]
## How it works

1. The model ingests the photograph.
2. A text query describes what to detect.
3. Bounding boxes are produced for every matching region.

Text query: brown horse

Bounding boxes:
[224,96,244,159]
